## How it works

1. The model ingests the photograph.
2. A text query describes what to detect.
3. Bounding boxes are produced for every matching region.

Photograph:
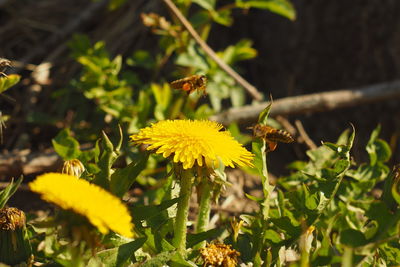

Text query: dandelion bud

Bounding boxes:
[0,207,32,265]
[200,243,240,267]
[62,159,85,177]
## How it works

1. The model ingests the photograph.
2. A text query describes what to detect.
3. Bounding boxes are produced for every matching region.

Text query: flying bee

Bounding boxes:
[170,75,207,96]
[249,124,294,152]
[0,58,11,77]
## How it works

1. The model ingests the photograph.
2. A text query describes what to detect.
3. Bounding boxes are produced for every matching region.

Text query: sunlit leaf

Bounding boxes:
[236,0,296,20]
[0,74,20,94]
[52,129,81,160]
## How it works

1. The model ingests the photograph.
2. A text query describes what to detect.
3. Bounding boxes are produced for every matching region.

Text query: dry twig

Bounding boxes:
[294,120,317,150]
[210,80,400,125]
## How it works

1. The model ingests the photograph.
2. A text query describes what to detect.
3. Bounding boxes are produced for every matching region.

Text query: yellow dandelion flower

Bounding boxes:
[130,120,254,170]
[29,173,133,238]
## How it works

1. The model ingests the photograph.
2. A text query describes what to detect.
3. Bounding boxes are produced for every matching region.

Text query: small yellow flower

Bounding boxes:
[29,173,133,237]
[130,120,254,169]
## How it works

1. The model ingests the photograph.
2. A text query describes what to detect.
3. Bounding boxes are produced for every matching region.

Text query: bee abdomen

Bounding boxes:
[265,130,294,143]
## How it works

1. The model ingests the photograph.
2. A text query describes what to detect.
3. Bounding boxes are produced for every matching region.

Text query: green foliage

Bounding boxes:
[236,0,296,20]
[69,35,135,123]
[7,1,400,266]
[0,74,20,94]
[0,176,23,209]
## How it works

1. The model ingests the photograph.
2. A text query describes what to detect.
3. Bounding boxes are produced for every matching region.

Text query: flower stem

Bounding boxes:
[261,144,273,221]
[195,179,213,248]
[172,168,193,254]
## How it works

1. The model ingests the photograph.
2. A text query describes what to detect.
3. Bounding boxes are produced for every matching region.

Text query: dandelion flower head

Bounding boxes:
[130,120,254,169]
[29,173,133,237]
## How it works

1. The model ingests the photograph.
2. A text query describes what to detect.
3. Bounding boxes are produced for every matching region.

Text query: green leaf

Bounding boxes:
[176,42,210,70]
[0,176,23,209]
[210,9,233,26]
[366,125,391,165]
[382,165,400,210]
[89,237,146,267]
[139,251,176,267]
[93,131,119,189]
[270,217,301,237]
[391,173,400,206]
[264,229,282,244]
[187,228,224,247]
[192,0,215,11]
[258,103,272,124]
[110,154,149,197]
[130,198,180,221]
[221,39,257,65]
[152,83,172,120]
[108,0,128,10]
[52,129,81,160]
[0,74,20,93]
[236,0,296,21]
[334,159,350,174]
[340,229,367,247]
[127,50,155,69]
[302,183,318,210]
[287,160,307,171]
[170,253,198,267]
[245,193,263,203]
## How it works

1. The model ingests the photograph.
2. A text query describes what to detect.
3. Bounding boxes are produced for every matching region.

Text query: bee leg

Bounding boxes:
[266,141,278,152]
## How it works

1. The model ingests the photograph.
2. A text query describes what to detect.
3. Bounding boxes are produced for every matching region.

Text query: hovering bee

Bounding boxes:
[170,75,207,96]
[0,58,11,77]
[249,124,294,152]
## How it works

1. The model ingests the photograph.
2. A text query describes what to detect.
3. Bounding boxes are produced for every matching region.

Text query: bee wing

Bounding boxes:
[265,130,294,143]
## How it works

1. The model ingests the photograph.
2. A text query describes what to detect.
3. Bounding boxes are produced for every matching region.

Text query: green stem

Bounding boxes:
[172,168,193,254]
[261,143,273,221]
[342,247,353,267]
[194,179,213,248]
[196,180,212,233]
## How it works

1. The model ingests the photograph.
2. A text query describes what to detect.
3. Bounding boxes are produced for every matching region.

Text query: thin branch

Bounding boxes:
[162,0,263,101]
[210,80,400,125]
[295,119,317,150]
